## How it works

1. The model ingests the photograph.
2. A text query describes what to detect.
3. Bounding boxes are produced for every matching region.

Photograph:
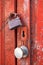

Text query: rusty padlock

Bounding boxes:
[8,13,22,29]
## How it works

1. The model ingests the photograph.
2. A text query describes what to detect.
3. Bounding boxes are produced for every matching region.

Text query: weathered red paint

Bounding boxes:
[1,0,16,65]
[0,0,2,65]
[1,0,5,64]
[5,0,16,65]
[17,0,30,65]
[17,26,28,47]
[36,0,43,65]
[30,0,43,65]
[17,26,30,65]
[0,0,43,65]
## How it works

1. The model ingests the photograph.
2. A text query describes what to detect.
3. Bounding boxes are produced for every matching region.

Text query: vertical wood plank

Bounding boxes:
[17,0,30,65]
[30,0,43,65]
[1,0,16,65]
[0,0,2,65]
[5,0,16,65]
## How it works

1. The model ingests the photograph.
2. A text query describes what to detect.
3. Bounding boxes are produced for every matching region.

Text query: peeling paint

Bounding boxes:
[23,0,29,11]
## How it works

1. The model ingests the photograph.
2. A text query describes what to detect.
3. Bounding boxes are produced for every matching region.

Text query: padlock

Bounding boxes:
[8,13,22,29]
[14,46,28,59]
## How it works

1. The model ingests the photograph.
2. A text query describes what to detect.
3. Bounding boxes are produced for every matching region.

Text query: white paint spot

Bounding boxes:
[23,4,27,11]
[23,0,29,11]
[26,62,28,65]
[36,45,40,50]
[41,48,43,51]
[35,0,38,5]
[34,62,37,65]
[35,40,38,44]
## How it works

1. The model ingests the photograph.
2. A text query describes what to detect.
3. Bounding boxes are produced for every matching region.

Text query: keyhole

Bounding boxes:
[22,31,25,37]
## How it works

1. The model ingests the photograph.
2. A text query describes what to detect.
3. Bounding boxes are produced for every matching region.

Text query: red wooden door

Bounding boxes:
[0,0,43,65]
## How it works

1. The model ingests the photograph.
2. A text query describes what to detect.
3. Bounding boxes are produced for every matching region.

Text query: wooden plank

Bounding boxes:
[1,0,16,65]
[36,0,43,65]
[0,0,2,65]
[17,0,30,65]
[5,0,16,65]
[1,0,5,64]
[30,0,43,65]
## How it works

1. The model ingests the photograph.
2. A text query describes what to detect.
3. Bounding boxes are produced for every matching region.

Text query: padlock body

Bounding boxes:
[8,17,22,29]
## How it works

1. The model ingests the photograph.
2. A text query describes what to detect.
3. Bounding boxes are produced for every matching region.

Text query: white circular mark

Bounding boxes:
[14,48,23,59]
[37,45,40,50]
[41,48,43,52]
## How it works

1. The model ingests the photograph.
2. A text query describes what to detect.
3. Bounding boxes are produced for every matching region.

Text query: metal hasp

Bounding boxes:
[14,46,28,59]
[8,13,22,29]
